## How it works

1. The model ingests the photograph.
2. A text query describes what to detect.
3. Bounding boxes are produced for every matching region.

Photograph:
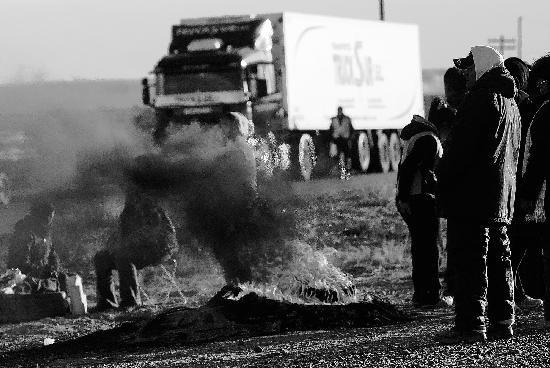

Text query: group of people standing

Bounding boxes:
[397,45,550,344]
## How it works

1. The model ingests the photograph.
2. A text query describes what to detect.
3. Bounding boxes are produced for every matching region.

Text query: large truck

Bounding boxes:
[142,12,424,180]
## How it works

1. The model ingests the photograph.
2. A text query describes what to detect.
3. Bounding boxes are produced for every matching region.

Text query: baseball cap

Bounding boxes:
[453,52,474,69]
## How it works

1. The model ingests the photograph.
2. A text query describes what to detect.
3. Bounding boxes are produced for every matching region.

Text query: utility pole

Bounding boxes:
[379,0,385,21]
[517,16,523,59]
[488,35,516,56]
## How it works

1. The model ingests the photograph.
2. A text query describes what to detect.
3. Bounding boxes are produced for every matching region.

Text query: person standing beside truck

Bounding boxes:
[436,46,521,343]
[329,107,354,178]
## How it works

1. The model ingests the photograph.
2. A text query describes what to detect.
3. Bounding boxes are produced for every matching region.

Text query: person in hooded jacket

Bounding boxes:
[518,54,550,328]
[504,57,545,310]
[396,115,445,308]
[436,46,521,343]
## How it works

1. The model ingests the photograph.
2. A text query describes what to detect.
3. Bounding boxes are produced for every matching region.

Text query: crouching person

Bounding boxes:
[7,201,64,292]
[94,187,178,311]
[396,115,446,308]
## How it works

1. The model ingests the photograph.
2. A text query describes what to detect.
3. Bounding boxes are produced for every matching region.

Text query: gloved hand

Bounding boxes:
[396,199,412,218]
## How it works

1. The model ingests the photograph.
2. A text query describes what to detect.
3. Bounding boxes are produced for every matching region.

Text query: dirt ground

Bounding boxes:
[1,173,550,367]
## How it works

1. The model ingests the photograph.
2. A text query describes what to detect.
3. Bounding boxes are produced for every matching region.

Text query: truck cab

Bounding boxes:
[143,16,282,143]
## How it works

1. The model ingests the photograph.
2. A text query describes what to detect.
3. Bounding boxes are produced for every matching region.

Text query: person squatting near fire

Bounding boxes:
[518,54,550,329]
[6,201,64,292]
[329,106,354,179]
[436,46,521,343]
[504,56,546,311]
[396,115,449,308]
[427,67,468,302]
[94,186,178,311]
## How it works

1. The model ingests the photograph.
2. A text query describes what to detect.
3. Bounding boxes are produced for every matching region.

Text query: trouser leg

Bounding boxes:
[408,195,441,304]
[94,249,118,310]
[444,219,460,297]
[510,223,529,301]
[454,222,487,332]
[486,225,515,326]
[518,223,545,299]
[116,256,141,308]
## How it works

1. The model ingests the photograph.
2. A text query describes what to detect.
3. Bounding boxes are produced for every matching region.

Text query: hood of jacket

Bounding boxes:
[472,45,504,80]
[400,119,438,140]
[471,66,517,98]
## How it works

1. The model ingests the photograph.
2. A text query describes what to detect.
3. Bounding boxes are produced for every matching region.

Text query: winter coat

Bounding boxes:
[520,100,550,218]
[112,189,178,269]
[512,91,545,223]
[7,215,59,278]
[396,120,443,201]
[436,66,521,225]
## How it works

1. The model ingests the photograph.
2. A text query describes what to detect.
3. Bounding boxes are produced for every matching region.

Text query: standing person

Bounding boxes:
[518,54,550,328]
[430,67,468,302]
[436,46,521,343]
[504,56,544,310]
[396,115,446,308]
[7,201,60,281]
[329,107,354,178]
[94,186,178,311]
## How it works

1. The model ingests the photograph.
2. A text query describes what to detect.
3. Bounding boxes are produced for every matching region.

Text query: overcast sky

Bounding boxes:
[0,0,548,84]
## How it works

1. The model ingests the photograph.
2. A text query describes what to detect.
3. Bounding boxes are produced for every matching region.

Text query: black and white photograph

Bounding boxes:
[1,0,550,366]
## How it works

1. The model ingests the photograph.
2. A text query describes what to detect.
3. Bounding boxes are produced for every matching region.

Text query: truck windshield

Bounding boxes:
[164,70,242,94]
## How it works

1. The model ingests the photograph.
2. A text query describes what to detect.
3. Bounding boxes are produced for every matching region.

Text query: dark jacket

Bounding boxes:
[113,189,178,269]
[436,67,521,224]
[521,100,550,216]
[396,120,441,201]
[7,215,59,278]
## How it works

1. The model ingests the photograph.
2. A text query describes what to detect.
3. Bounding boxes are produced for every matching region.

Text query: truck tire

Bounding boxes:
[298,134,316,181]
[353,131,371,172]
[388,132,401,172]
[376,132,391,173]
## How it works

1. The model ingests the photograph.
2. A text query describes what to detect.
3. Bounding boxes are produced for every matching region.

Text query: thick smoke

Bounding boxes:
[0,109,149,198]
[128,122,355,301]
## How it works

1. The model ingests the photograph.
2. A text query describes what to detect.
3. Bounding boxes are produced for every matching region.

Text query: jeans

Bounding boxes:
[94,249,141,310]
[403,195,441,304]
[444,219,460,297]
[509,222,545,301]
[453,222,514,332]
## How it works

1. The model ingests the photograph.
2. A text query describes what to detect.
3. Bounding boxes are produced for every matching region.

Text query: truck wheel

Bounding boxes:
[377,132,391,173]
[355,131,371,172]
[298,134,316,181]
[389,132,401,172]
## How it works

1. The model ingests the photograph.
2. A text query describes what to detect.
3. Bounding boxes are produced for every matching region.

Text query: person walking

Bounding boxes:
[436,46,521,343]
[396,115,446,308]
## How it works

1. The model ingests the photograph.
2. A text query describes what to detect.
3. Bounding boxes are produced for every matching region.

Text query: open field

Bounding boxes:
[1,173,550,367]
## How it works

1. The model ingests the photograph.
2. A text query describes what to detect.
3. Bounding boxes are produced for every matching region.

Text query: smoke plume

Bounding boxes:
[128,123,355,301]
